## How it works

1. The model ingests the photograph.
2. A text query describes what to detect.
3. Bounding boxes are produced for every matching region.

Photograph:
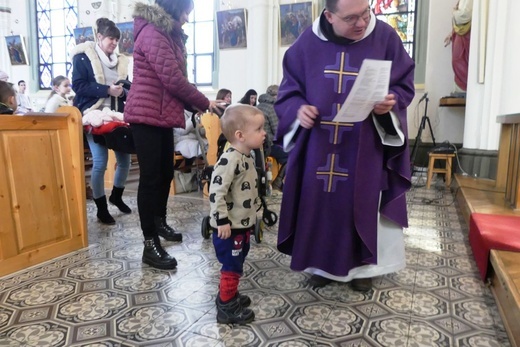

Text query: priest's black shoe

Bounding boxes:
[108,186,131,214]
[154,216,182,242]
[142,238,177,270]
[216,295,255,324]
[350,278,372,292]
[308,274,332,288]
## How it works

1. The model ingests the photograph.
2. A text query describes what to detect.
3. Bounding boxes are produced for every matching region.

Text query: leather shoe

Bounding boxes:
[350,278,372,292]
[308,274,332,288]
[154,216,182,242]
[142,238,177,270]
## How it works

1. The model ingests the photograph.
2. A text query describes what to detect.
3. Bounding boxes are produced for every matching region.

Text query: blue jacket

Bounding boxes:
[71,42,129,114]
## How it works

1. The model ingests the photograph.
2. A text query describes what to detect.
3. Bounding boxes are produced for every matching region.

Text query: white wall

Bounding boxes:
[463,0,520,150]
[414,0,465,144]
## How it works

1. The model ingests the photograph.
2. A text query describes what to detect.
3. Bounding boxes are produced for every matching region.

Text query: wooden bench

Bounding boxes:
[490,250,520,347]
[468,213,520,280]
[0,107,87,276]
[457,112,520,346]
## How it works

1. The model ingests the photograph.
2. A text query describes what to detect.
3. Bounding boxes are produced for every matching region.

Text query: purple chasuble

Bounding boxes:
[275,19,415,276]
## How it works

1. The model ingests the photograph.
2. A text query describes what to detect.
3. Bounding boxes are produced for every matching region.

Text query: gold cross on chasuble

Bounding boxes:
[324,52,358,94]
[317,153,349,193]
[321,120,354,145]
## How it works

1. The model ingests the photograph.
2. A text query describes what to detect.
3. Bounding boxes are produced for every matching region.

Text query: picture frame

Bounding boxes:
[116,21,134,56]
[279,2,313,46]
[73,27,95,45]
[216,8,248,50]
[5,35,29,65]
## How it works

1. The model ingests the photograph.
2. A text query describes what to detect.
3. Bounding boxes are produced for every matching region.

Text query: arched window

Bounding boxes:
[33,1,215,89]
[35,0,78,89]
[184,0,215,86]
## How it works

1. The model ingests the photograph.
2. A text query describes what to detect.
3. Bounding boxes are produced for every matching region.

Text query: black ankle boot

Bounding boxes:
[142,237,177,270]
[154,217,182,242]
[216,295,255,324]
[109,186,131,214]
[94,196,115,225]
[216,291,251,308]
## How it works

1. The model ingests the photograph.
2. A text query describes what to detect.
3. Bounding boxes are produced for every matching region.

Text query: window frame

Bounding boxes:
[33,0,78,91]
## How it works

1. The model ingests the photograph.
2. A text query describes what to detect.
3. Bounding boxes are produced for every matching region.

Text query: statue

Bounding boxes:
[444,0,473,95]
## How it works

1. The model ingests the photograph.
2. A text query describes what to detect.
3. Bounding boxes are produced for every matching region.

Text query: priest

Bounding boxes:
[274,0,415,291]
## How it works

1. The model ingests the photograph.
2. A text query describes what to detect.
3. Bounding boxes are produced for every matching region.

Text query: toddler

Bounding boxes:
[209,104,266,324]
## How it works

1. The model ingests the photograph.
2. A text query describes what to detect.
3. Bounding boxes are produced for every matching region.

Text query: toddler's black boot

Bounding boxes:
[154,216,182,242]
[216,291,251,307]
[142,237,178,270]
[216,294,255,324]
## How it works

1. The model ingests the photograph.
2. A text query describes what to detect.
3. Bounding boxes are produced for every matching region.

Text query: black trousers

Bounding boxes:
[130,124,174,238]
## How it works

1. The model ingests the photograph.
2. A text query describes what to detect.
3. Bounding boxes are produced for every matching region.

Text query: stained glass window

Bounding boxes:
[36,0,78,89]
[370,0,416,59]
[184,0,215,86]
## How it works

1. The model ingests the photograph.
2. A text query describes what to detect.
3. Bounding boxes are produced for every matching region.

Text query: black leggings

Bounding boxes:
[130,124,174,237]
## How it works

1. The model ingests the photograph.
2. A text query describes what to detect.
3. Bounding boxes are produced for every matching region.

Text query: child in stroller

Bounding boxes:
[198,111,278,243]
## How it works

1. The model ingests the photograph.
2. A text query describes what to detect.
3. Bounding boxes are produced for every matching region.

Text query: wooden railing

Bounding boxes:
[496,113,520,209]
[0,106,87,276]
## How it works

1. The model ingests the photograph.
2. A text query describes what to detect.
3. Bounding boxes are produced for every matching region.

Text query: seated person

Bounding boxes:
[216,88,232,106]
[44,75,73,113]
[0,70,9,82]
[173,110,208,167]
[238,89,257,106]
[256,85,288,190]
[0,81,17,114]
[16,80,33,115]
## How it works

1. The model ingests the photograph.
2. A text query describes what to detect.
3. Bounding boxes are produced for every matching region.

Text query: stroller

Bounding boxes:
[196,113,278,243]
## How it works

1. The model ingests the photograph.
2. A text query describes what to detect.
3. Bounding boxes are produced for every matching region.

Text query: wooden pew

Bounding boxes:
[0,106,88,277]
[456,112,520,346]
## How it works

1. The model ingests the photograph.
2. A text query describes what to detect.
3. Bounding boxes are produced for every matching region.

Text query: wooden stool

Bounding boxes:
[426,153,455,189]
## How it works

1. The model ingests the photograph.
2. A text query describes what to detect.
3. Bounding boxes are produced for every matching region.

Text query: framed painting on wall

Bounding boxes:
[116,22,134,56]
[5,35,29,65]
[280,2,313,46]
[73,27,95,45]
[216,8,248,49]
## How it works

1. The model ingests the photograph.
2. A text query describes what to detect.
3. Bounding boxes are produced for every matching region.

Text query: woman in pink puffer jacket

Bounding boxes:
[125,0,222,270]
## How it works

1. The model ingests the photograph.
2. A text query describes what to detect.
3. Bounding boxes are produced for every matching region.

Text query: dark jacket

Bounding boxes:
[124,3,210,128]
[256,93,278,147]
[71,41,129,114]
[0,103,14,114]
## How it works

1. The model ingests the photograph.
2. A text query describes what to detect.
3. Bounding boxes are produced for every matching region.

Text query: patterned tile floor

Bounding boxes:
[0,174,512,346]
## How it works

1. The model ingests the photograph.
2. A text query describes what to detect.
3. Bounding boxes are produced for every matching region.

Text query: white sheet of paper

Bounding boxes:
[332,59,392,123]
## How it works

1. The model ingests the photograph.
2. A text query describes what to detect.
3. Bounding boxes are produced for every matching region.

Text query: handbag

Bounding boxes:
[90,124,136,154]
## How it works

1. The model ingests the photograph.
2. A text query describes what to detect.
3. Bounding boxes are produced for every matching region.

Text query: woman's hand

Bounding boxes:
[208,100,226,116]
[297,105,319,129]
[108,84,123,97]
[373,94,396,115]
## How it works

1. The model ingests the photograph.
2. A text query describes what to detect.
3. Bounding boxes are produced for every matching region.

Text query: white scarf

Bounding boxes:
[95,44,118,69]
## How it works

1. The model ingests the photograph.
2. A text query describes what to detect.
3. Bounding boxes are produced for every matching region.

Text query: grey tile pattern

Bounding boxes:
[0,177,512,346]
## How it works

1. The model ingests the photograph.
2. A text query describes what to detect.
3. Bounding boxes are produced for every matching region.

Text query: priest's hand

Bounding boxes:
[297,105,319,129]
[373,94,396,115]
[217,224,231,239]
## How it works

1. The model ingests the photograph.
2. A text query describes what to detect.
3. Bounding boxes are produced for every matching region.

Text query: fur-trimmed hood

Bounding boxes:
[70,41,128,86]
[70,41,128,114]
[133,2,175,38]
